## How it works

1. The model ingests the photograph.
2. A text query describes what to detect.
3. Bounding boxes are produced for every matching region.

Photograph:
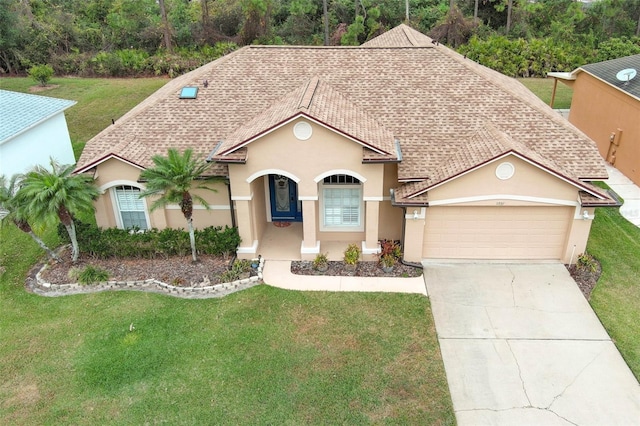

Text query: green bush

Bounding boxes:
[343,243,361,265]
[59,222,241,259]
[28,64,54,86]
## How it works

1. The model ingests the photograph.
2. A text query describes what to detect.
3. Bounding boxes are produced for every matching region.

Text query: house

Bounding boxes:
[0,90,76,179]
[75,24,616,263]
[549,54,640,186]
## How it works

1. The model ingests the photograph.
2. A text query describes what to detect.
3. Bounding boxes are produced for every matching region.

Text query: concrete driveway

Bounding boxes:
[424,263,640,425]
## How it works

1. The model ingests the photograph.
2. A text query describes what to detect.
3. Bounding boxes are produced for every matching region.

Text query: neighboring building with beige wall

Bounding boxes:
[75,25,616,264]
[549,54,640,186]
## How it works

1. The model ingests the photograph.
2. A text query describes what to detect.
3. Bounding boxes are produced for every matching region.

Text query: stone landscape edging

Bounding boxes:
[28,256,265,299]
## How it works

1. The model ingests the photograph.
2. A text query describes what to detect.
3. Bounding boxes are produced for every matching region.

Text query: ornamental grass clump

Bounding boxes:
[69,265,110,285]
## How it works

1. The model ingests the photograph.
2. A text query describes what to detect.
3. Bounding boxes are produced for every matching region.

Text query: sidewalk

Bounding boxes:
[605,164,640,227]
[262,260,427,295]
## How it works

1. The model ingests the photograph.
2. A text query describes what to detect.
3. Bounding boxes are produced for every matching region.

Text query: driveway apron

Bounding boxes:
[424,263,640,425]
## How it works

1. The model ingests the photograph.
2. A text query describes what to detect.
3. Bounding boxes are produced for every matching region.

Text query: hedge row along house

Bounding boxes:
[75,25,617,263]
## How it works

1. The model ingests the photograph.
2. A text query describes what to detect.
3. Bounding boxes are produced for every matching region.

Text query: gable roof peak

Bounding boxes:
[362,23,434,48]
[214,77,397,159]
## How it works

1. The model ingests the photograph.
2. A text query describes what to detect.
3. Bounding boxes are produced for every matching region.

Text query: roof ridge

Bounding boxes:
[298,77,320,109]
[402,25,419,46]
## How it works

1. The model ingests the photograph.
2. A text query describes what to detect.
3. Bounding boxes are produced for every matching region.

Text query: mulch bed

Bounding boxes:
[566,259,602,299]
[38,246,596,295]
[290,260,423,278]
[40,248,233,286]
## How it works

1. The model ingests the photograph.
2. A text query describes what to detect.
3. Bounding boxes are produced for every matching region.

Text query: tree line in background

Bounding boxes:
[1,0,639,79]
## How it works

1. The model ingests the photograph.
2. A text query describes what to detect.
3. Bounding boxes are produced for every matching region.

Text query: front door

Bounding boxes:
[269,175,302,221]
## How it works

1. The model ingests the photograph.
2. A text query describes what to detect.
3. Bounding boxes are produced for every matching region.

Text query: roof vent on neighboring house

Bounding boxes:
[615,68,637,85]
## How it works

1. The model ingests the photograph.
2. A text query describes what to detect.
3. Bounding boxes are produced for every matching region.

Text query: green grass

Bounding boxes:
[0,77,167,159]
[518,77,573,109]
[587,204,640,380]
[0,224,454,425]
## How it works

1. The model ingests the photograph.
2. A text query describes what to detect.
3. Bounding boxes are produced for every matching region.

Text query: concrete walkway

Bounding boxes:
[262,260,427,294]
[606,164,640,227]
[425,263,640,426]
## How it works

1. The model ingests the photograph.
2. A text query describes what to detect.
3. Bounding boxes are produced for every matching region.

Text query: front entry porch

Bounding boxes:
[257,222,374,261]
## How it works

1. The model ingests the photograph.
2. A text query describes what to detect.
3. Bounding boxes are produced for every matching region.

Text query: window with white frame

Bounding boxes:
[114,185,148,230]
[321,175,363,231]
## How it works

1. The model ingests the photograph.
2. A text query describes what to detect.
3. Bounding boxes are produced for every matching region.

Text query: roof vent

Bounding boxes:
[179,87,198,99]
[615,68,637,85]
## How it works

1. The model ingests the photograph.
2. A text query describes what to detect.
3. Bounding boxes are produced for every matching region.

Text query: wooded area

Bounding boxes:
[1,0,639,78]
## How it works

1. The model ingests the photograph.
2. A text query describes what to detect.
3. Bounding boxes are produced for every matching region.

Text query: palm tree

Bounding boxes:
[0,174,61,262]
[19,160,100,263]
[139,148,222,263]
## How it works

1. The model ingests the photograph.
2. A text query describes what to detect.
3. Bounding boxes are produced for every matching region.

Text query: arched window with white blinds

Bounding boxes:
[320,175,363,232]
[114,185,148,230]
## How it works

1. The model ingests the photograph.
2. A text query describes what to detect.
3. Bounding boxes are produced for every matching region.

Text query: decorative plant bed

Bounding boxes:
[291,261,422,278]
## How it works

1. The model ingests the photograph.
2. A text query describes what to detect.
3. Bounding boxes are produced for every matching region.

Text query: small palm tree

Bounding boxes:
[19,160,100,263]
[0,174,61,262]
[139,148,222,263]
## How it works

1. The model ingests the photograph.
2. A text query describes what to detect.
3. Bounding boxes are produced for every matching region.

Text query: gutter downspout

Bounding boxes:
[226,179,236,229]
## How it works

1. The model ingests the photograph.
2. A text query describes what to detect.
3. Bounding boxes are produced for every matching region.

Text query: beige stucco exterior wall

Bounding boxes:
[401,155,594,263]
[93,158,231,230]
[569,73,640,185]
[228,119,384,198]
[250,177,267,245]
[227,119,388,253]
[379,163,403,240]
[427,155,579,205]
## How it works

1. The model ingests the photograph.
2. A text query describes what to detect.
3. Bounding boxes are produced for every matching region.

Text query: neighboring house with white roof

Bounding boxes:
[76,24,617,263]
[0,90,76,179]
[549,54,640,186]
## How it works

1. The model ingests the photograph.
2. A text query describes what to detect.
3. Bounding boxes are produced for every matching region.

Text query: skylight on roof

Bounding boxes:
[179,87,198,99]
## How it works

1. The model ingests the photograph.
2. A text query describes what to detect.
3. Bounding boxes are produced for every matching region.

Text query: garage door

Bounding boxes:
[422,206,572,260]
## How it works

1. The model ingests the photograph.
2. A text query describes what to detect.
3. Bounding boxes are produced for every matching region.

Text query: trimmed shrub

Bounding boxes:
[59,222,241,259]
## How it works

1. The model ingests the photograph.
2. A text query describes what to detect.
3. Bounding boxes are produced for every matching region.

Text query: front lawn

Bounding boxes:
[587,205,640,380]
[0,222,454,424]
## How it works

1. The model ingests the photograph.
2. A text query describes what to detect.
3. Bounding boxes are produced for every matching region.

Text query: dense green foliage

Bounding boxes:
[57,222,241,259]
[1,0,639,77]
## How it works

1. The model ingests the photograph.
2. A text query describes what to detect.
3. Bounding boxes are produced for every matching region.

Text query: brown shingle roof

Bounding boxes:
[76,25,608,190]
[393,123,610,203]
[213,77,397,161]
